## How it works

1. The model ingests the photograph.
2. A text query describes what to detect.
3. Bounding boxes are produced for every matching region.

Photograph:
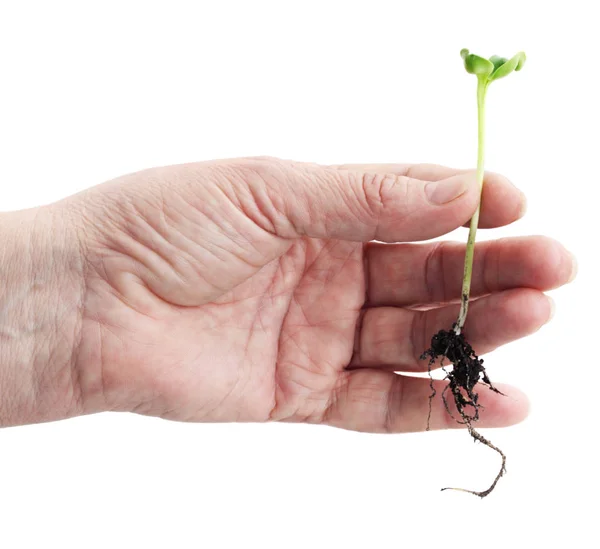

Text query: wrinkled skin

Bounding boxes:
[0,157,576,430]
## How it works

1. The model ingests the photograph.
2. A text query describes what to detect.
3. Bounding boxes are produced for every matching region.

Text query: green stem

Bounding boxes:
[455,78,487,334]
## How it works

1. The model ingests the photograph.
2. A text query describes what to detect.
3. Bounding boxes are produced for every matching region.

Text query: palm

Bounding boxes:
[85,237,364,423]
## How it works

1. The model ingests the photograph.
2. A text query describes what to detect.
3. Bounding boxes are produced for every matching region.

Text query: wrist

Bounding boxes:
[0,207,86,427]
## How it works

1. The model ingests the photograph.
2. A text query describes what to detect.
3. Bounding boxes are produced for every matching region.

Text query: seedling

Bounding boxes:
[420,49,526,498]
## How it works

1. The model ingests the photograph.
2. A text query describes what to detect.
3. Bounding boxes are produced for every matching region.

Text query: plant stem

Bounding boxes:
[455,78,487,334]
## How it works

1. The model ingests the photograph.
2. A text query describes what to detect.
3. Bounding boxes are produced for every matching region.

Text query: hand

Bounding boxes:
[0,157,576,430]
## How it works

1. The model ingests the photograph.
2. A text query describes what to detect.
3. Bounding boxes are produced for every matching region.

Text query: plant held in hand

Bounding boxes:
[421,49,526,498]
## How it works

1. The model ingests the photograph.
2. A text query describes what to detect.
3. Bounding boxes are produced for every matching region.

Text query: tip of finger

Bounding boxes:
[568,251,578,283]
[517,191,528,219]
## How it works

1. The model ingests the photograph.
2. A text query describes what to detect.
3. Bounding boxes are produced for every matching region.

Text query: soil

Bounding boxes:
[420,323,507,498]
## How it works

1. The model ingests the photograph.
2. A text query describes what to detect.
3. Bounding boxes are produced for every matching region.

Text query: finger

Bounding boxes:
[322,369,529,433]
[229,157,483,242]
[351,288,553,371]
[366,235,576,307]
[330,163,526,228]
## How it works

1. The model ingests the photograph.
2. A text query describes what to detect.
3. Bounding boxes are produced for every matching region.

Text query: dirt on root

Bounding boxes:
[420,323,507,498]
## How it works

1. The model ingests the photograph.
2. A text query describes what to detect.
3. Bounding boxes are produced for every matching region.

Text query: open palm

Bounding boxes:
[70,158,574,433]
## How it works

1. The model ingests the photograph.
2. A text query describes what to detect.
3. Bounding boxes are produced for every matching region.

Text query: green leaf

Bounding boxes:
[489,52,526,81]
[489,55,508,71]
[460,49,526,84]
[460,49,494,78]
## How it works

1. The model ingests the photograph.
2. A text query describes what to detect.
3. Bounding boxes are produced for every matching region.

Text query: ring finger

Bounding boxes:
[350,287,554,371]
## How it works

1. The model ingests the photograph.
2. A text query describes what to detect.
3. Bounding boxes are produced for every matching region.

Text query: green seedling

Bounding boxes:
[457,49,526,330]
[420,49,526,498]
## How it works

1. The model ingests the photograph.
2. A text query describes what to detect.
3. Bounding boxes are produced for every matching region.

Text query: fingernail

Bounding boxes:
[546,295,556,322]
[568,252,578,283]
[425,176,469,205]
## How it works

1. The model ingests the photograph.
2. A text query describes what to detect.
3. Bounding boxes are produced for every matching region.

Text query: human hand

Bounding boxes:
[0,158,576,430]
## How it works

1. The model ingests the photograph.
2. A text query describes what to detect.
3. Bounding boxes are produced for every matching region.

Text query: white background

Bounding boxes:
[1,1,597,547]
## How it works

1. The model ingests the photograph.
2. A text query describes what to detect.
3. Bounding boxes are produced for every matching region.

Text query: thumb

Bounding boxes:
[233,157,480,242]
[68,158,484,307]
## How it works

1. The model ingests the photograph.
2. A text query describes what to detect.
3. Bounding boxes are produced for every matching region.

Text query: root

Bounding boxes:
[420,323,507,498]
[426,353,438,431]
[441,425,507,498]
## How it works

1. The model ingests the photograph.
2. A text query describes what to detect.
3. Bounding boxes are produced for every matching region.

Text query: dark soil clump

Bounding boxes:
[420,323,507,498]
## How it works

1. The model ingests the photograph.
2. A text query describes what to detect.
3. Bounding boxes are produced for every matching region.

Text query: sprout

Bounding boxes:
[420,49,526,498]
[455,49,526,332]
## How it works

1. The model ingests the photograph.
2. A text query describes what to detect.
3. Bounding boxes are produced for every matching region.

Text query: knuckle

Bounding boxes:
[226,158,295,237]
[360,172,385,214]
[362,172,412,214]
[352,172,408,235]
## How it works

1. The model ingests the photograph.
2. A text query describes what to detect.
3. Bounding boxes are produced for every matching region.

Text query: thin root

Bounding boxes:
[441,426,507,498]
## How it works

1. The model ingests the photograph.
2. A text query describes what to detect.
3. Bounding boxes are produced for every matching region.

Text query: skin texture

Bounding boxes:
[0,157,576,431]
